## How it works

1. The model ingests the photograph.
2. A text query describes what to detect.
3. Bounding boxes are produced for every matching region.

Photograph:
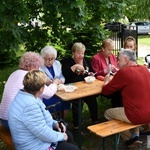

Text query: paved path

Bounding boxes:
[138,45,150,58]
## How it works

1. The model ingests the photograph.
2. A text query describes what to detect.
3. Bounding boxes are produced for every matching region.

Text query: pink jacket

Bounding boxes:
[91,51,118,76]
[0,69,57,120]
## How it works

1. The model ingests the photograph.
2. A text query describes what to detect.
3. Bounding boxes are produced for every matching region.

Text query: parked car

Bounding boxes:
[128,22,150,34]
[104,22,127,32]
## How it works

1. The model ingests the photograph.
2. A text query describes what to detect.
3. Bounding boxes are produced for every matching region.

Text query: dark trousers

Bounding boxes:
[102,91,123,108]
[56,131,79,150]
[72,95,98,127]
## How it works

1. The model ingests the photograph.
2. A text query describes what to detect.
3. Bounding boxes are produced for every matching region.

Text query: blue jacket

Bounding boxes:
[8,90,65,150]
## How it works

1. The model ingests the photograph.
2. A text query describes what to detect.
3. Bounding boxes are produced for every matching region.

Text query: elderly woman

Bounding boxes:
[91,38,118,77]
[0,52,59,129]
[8,70,79,150]
[40,46,70,119]
[61,42,99,132]
[91,38,122,108]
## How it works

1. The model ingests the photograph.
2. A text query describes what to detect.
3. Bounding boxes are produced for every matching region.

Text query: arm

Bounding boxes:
[23,101,65,143]
[102,70,125,95]
[39,83,57,99]
[91,55,105,76]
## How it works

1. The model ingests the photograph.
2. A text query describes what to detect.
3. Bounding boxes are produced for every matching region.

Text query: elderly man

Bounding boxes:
[102,49,150,148]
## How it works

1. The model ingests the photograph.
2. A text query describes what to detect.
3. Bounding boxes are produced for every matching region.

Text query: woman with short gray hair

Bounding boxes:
[40,46,70,119]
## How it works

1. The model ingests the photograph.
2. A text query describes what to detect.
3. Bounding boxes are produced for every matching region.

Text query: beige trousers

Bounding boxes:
[104,107,139,141]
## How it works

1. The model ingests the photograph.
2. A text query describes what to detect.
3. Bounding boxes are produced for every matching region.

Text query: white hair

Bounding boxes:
[40,46,57,58]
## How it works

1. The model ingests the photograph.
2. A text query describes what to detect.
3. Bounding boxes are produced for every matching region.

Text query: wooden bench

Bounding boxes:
[87,120,143,150]
[0,124,15,150]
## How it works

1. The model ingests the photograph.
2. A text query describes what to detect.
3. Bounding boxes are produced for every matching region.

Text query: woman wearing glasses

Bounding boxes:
[40,46,70,119]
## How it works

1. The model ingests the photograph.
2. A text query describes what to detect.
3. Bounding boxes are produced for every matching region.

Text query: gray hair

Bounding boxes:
[40,46,57,58]
[71,42,86,52]
[119,48,136,61]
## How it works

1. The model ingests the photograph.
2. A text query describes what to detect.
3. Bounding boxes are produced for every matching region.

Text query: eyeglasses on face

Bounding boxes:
[44,58,55,62]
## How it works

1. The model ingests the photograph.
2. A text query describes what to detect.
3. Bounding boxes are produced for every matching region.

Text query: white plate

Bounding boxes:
[64,85,77,93]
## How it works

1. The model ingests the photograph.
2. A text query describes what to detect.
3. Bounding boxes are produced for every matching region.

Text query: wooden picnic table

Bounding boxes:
[55,79,104,150]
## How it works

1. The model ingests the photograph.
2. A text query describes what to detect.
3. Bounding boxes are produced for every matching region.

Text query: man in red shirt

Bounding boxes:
[102,49,150,148]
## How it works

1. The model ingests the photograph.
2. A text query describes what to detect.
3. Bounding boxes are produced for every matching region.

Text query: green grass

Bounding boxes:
[0,65,18,101]
[138,35,150,46]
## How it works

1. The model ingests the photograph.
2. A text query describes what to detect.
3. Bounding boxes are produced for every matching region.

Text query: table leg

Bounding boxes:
[78,99,82,150]
[114,133,120,150]
[102,138,105,150]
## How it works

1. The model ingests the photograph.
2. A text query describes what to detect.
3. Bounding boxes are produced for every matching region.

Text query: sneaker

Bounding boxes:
[126,136,142,149]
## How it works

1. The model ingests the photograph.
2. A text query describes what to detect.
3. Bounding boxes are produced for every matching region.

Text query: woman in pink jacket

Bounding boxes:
[91,38,118,77]
[0,52,59,129]
[91,38,121,107]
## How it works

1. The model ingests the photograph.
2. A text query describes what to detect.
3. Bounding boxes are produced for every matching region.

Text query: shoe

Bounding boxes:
[126,136,142,149]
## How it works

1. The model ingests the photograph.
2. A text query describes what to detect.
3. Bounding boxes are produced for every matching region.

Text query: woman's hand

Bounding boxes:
[46,79,53,86]
[88,72,97,76]
[53,78,61,85]
[71,64,85,75]
[60,122,66,133]
[55,122,61,132]
[63,132,68,141]
[54,121,66,133]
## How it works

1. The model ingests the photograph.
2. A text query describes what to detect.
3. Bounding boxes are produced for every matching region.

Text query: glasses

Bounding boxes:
[44,58,55,62]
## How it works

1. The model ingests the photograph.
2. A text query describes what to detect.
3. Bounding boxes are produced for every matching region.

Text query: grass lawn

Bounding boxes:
[138,35,150,46]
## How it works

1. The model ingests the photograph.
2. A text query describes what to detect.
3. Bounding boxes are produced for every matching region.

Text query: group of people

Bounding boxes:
[0,36,150,149]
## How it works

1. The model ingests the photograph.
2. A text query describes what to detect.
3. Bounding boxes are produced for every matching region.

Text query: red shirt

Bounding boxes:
[102,65,150,124]
[91,51,118,76]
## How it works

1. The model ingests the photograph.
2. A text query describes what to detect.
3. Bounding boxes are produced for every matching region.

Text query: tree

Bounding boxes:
[0,0,133,65]
[136,0,150,20]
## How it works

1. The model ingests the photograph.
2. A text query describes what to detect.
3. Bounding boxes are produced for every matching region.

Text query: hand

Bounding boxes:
[73,64,85,75]
[103,73,112,85]
[104,65,118,74]
[111,65,119,72]
[104,66,110,74]
[88,72,96,76]
[59,122,66,133]
[53,78,61,85]
[63,132,68,141]
[55,122,61,132]
[46,79,53,86]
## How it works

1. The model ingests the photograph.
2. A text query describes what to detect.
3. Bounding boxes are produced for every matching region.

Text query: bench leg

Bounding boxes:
[102,133,120,150]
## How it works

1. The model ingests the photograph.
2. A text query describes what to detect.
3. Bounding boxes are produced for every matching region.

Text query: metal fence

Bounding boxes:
[108,24,138,56]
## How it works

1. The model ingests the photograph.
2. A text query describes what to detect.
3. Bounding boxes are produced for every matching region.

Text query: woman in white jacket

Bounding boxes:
[40,46,70,119]
[8,70,79,150]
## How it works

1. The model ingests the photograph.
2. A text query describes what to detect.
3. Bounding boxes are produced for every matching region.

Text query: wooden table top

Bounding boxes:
[55,79,104,101]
